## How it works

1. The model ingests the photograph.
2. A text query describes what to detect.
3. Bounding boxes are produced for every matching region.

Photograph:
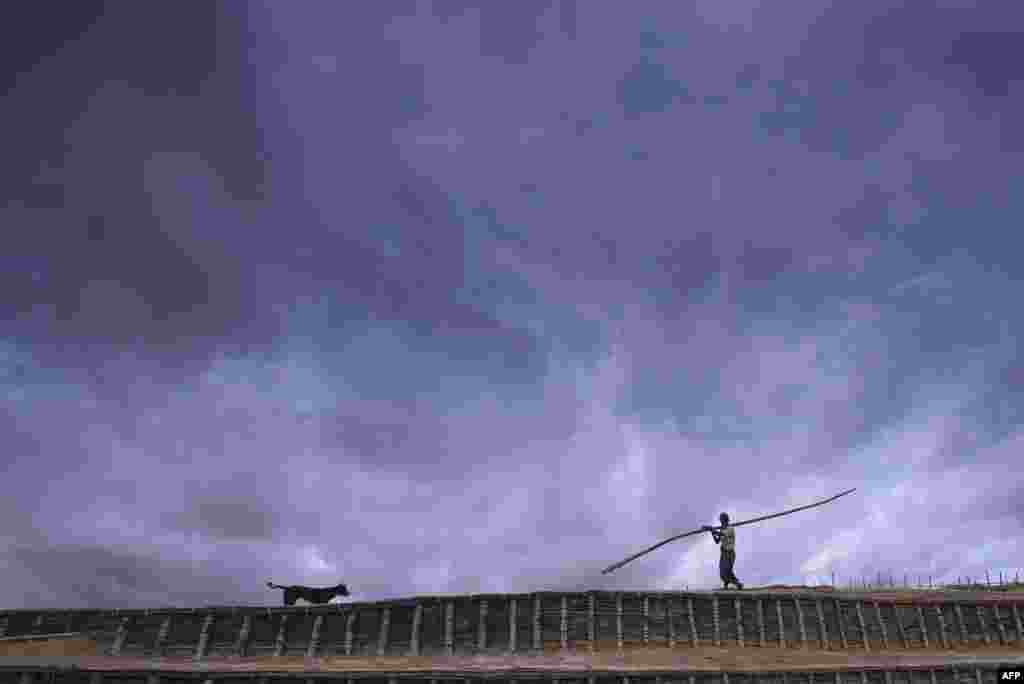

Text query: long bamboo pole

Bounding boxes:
[602,488,857,574]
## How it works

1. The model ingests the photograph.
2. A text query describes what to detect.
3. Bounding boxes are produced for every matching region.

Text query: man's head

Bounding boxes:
[719,513,730,526]
[334,583,351,597]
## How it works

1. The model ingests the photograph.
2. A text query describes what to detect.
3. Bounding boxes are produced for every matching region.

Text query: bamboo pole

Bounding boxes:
[589,594,598,651]
[712,595,721,647]
[855,601,868,651]
[508,599,517,653]
[811,599,823,649]
[916,605,928,647]
[616,594,624,650]
[445,602,455,655]
[775,599,784,648]
[993,604,1007,646]
[234,615,252,657]
[835,599,848,649]
[111,616,131,656]
[874,602,888,650]
[688,596,698,647]
[667,596,676,648]
[976,605,991,645]
[377,607,391,656]
[307,615,323,658]
[273,614,289,656]
[409,604,422,656]
[756,598,766,648]
[343,610,356,656]
[934,605,949,649]
[154,616,172,656]
[478,600,489,652]
[735,598,744,647]
[560,596,568,651]
[641,596,649,645]
[894,605,908,648]
[194,614,214,661]
[954,604,967,646]
[533,596,542,652]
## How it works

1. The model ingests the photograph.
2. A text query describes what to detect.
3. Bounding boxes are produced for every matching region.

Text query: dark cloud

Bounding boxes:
[617,58,692,118]
[2,2,1023,609]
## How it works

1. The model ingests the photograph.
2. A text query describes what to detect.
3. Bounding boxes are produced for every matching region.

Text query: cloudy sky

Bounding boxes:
[2,1,1023,609]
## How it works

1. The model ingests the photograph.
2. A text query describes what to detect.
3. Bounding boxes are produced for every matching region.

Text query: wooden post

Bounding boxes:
[343,610,356,656]
[993,604,1007,645]
[616,594,624,650]
[855,602,868,651]
[892,605,907,648]
[273,614,289,656]
[756,598,766,648]
[934,606,949,649]
[976,605,991,645]
[0,615,7,638]
[806,599,818,649]
[775,600,784,648]
[884,672,892,684]
[377,607,391,655]
[975,667,983,684]
[916,606,929,648]
[32,614,44,634]
[532,595,542,652]
[642,596,649,645]
[307,615,324,657]
[155,615,173,656]
[508,599,518,653]
[18,672,33,684]
[835,599,847,649]
[445,602,455,655]
[687,597,698,647]
[588,594,596,652]
[929,670,938,684]
[712,595,721,647]
[667,597,676,648]
[874,603,888,650]
[234,615,252,656]
[111,616,131,656]
[505,597,520,651]
[735,598,744,647]
[954,604,967,646]
[409,603,422,656]
[479,600,489,652]
[1012,603,1023,643]
[194,614,214,661]
[560,596,568,651]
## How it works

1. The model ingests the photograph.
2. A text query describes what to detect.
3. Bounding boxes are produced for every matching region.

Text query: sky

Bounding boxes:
[1,1,1023,609]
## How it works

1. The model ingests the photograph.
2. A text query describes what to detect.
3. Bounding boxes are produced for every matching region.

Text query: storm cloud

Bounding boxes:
[1,1,1022,609]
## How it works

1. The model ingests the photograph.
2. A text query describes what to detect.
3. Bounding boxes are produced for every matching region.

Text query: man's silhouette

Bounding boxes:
[703,513,743,590]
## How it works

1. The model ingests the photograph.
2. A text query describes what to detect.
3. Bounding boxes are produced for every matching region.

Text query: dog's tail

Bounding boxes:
[267,581,284,589]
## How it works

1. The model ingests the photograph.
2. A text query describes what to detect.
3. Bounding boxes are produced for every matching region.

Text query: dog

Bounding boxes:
[266,581,350,606]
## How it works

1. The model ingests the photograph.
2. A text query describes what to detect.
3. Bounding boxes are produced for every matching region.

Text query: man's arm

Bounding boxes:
[701,526,722,544]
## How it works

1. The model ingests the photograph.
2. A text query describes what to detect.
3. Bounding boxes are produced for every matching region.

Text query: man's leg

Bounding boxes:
[726,551,743,589]
[721,550,738,589]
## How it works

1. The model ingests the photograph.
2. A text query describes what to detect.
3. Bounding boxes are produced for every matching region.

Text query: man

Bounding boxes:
[703,513,743,590]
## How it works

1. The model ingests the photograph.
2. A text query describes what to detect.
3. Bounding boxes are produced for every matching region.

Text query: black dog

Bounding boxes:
[266,582,350,606]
